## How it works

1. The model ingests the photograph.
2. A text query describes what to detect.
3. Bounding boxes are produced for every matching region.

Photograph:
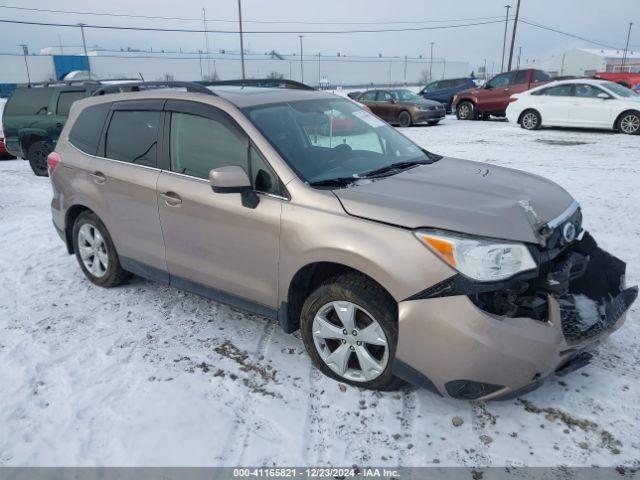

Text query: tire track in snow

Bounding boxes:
[225,318,277,465]
[303,366,329,465]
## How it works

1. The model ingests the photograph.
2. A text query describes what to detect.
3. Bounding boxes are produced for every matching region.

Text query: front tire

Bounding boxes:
[618,111,640,135]
[397,110,412,127]
[456,101,475,120]
[72,211,131,287]
[300,273,401,390]
[27,141,50,177]
[520,109,541,130]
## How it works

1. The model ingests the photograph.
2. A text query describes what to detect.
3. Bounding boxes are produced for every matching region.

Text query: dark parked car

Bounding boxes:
[452,69,551,120]
[419,77,476,111]
[1,82,103,175]
[357,89,445,127]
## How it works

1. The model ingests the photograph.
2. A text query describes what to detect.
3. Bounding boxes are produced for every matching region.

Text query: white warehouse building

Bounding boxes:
[521,48,640,77]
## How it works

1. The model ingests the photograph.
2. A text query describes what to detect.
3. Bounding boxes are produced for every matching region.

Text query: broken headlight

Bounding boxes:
[415,230,537,282]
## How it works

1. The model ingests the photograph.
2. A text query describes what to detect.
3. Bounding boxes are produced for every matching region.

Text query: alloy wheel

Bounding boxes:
[620,114,640,134]
[457,103,471,120]
[312,301,389,382]
[522,112,539,130]
[77,223,109,278]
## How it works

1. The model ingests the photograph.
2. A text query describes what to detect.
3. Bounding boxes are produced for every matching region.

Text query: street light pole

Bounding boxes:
[429,42,435,81]
[237,0,246,79]
[77,23,91,77]
[507,0,521,71]
[19,44,31,83]
[501,5,511,72]
[622,22,633,69]
[298,35,304,83]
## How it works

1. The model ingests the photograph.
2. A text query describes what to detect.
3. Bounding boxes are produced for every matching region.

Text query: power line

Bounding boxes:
[520,17,631,50]
[0,5,506,25]
[0,17,507,34]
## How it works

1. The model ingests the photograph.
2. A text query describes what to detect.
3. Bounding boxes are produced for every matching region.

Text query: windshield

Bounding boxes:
[391,89,421,101]
[244,98,430,184]
[603,81,638,98]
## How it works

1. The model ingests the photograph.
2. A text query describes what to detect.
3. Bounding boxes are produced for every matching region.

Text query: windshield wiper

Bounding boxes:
[357,159,431,178]
[308,177,359,188]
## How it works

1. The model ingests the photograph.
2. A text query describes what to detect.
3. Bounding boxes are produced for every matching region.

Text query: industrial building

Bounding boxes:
[520,47,640,77]
[0,46,470,96]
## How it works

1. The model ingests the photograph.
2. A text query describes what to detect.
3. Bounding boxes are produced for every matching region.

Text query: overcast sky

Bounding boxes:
[0,0,638,71]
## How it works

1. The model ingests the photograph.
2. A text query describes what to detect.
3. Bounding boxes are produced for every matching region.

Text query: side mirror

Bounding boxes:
[484,83,493,90]
[389,98,397,104]
[209,166,259,209]
[597,92,610,100]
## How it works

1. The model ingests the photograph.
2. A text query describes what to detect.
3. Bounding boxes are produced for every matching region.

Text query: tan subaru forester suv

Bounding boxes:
[48,83,637,400]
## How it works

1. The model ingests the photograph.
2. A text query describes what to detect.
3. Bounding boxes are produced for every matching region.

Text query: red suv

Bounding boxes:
[453,69,551,120]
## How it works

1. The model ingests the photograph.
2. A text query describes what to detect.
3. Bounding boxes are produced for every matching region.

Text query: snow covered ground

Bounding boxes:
[0,117,638,468]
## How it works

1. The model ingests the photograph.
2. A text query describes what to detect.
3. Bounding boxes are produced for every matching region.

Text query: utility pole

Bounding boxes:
[198,50,203,80]
[237,0,246,79]
[429,42,435,81]
[517,46,522,69]
[298,35,304,83]
[202,9,212,79]
[501,5,511,72]
[77,23,91,77]
[19,44,31,83]
[317,52,321,87]
[507,0,521,71]
[622,22,633,69]
[403,56,407,85]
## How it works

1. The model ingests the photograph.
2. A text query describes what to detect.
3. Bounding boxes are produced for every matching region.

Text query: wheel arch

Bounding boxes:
[280,261,396,334]
[613,109,640,131]
[64,204,95,254]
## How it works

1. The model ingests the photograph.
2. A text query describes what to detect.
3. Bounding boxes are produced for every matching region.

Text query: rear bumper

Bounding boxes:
[394,232,637,400]
[4,138,21,158]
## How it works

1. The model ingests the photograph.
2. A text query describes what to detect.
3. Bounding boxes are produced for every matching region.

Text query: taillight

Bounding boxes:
[47,152,60,175]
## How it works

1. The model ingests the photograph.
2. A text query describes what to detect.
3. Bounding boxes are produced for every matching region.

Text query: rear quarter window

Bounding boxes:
[57,91,87,116]
[4,88,53,116]
[68,103,111,156]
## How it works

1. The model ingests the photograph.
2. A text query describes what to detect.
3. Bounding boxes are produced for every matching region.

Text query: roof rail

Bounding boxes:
[18,78,140,88]
[198,79,315,91]
[91,81,215,96]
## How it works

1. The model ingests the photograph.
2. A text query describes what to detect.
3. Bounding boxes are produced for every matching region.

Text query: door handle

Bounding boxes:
[160,192,182,207]
[90,171,106,184]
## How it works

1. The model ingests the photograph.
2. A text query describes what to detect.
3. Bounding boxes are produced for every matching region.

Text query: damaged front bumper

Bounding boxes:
[393,231,637,400]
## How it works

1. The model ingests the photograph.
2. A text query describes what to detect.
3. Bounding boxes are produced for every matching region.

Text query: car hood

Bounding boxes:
[333,157,576,245]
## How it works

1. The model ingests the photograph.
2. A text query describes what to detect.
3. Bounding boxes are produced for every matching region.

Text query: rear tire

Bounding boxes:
[27,141,50,177]
[520,109,541,130]
[617,111,640,135]
[456,101,475,120]
[397,110,412,128]
[72,211,132,288]
[300,273,402,391]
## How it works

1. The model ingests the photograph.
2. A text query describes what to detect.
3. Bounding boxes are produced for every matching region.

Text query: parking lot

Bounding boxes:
[0,116,638,468]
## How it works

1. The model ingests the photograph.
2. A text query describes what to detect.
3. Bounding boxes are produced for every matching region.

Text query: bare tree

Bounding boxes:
[267,71,285,80]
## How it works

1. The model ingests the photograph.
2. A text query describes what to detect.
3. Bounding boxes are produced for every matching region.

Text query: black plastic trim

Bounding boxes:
[391,359,442,396]
[120,256,170,285]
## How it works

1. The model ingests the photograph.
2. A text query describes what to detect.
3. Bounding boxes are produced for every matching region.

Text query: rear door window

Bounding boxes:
[57,91,86,116]
[513,71,528,85]
[4,88,53,115]
[68,102,111,155]
[540,85,573,96]
[533,70,551,83]
[359,91,377,102]
[169,111,248,179]
[105,110,160,167]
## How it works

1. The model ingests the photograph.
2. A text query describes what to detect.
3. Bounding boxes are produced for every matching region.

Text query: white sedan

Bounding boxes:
[506,78,640,135]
